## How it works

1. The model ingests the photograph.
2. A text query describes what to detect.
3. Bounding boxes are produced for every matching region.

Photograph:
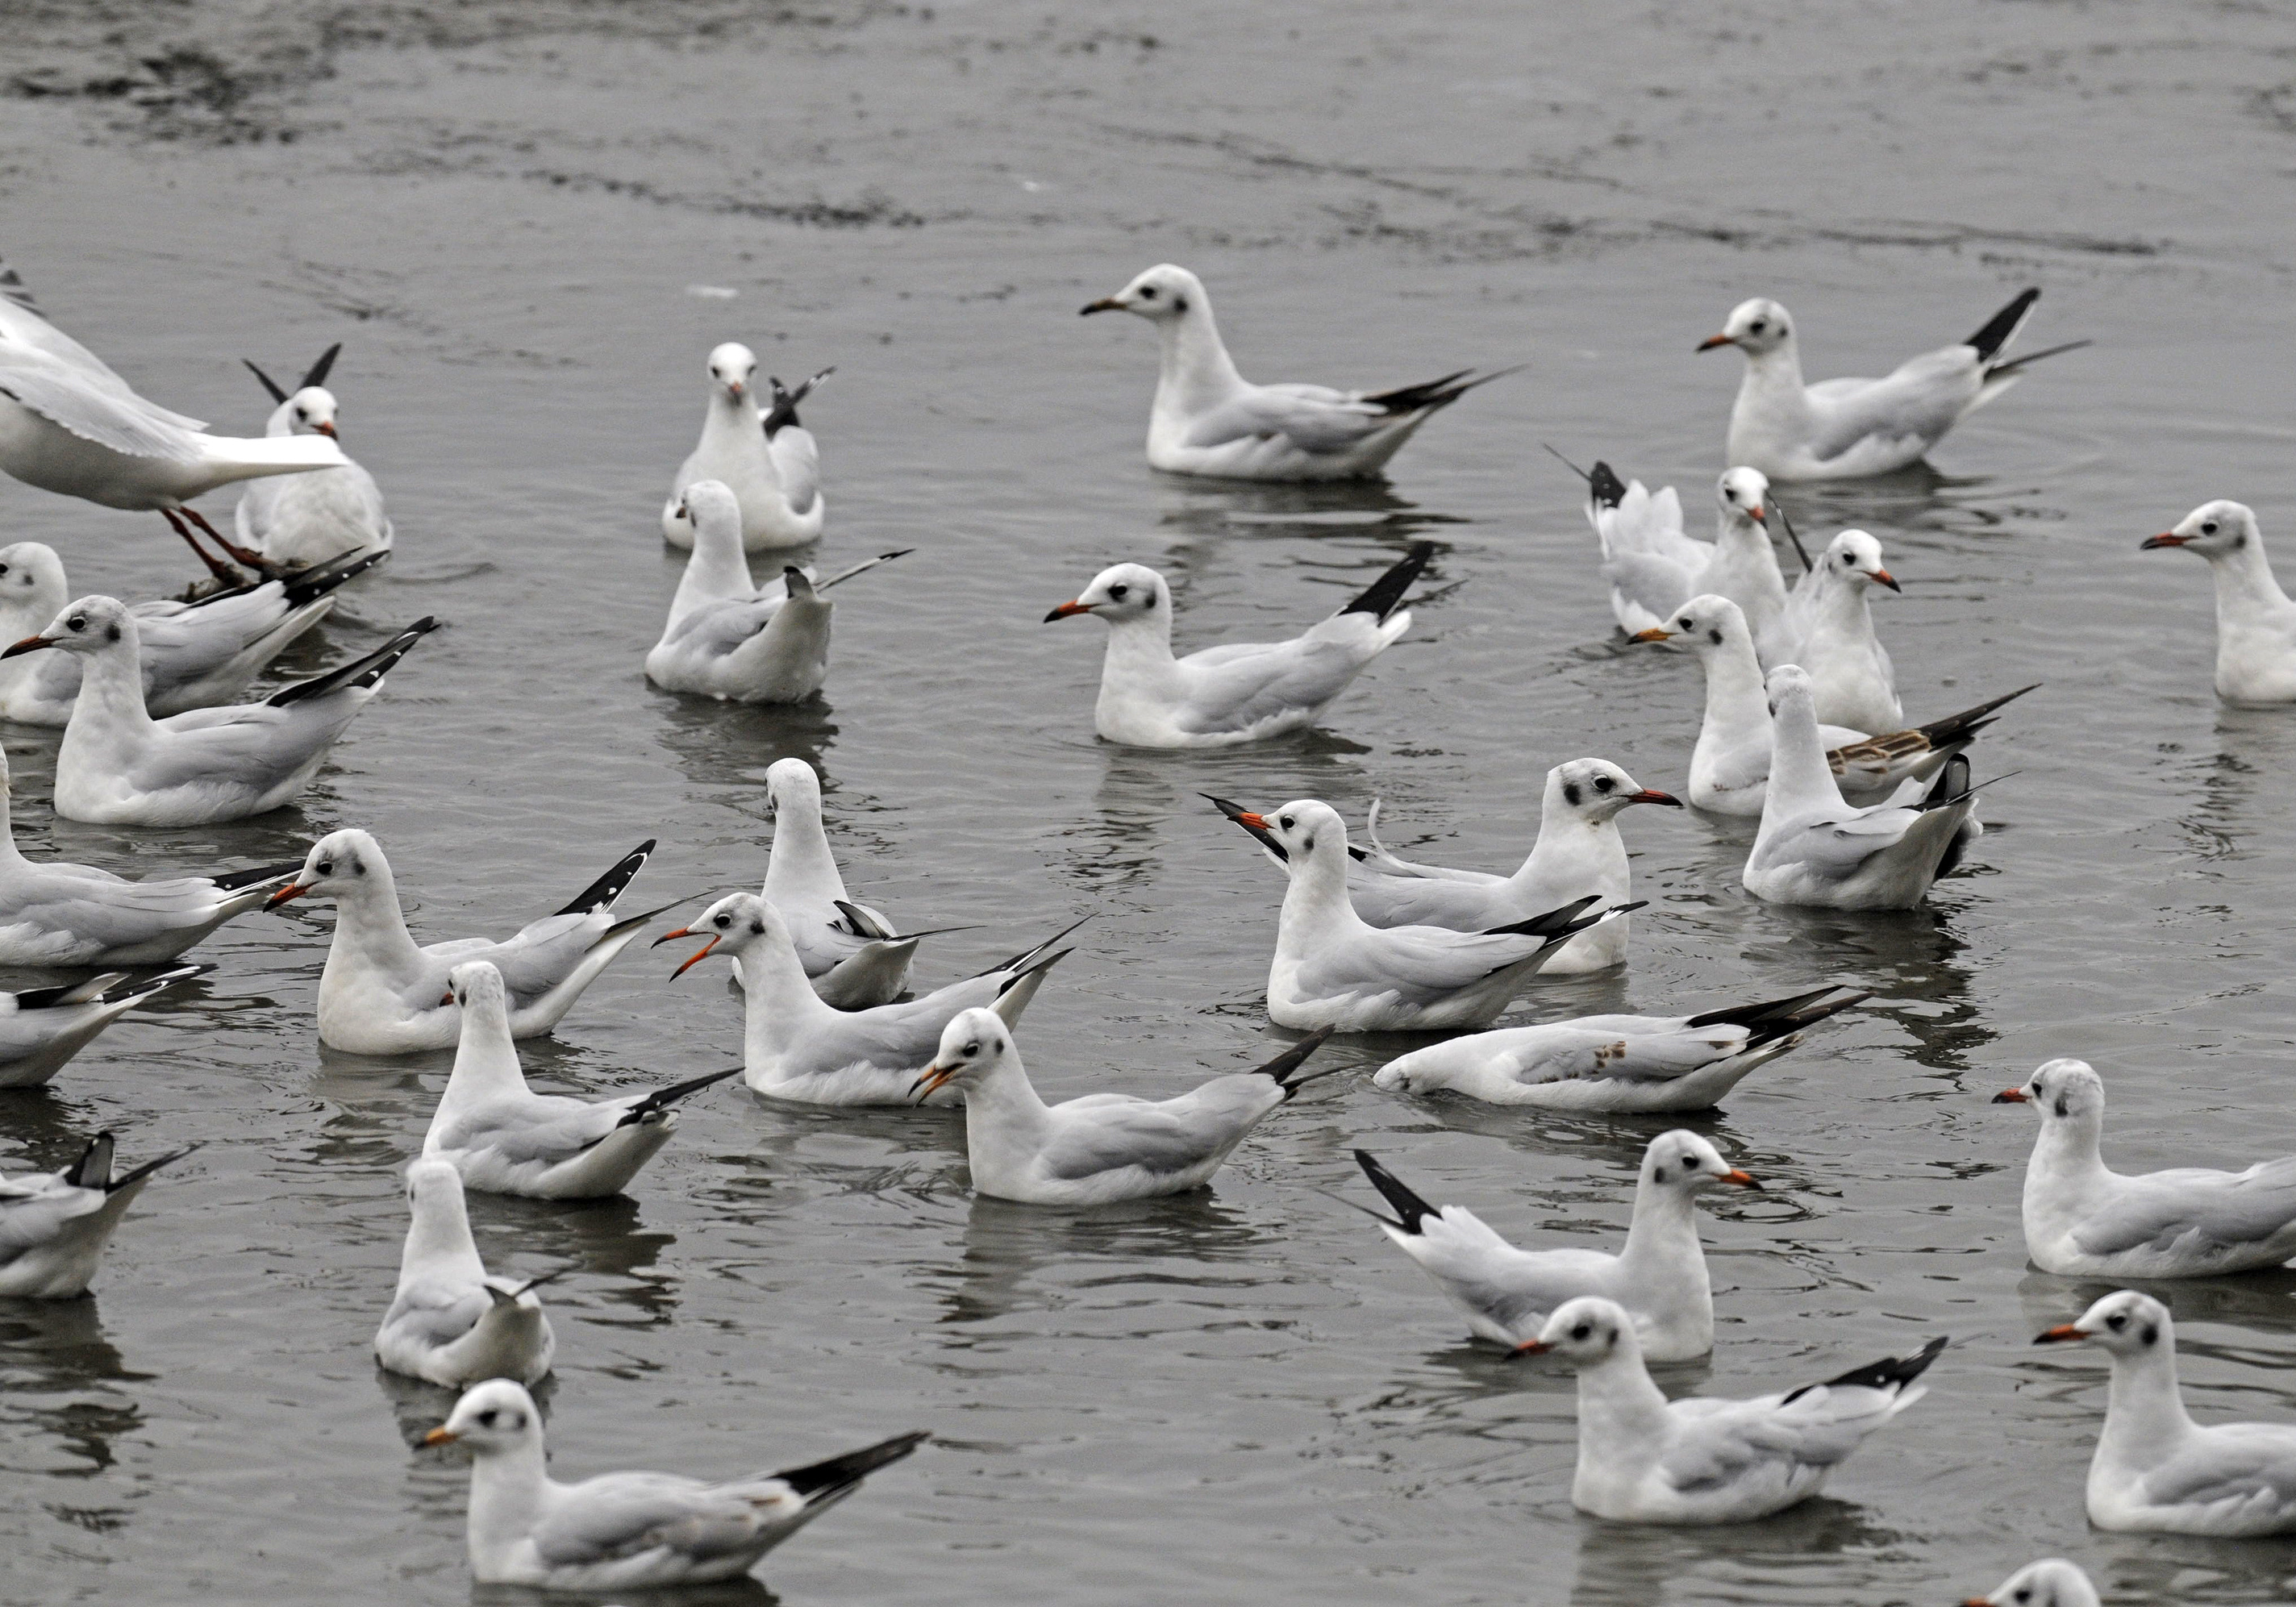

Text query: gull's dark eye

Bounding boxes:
[1139,285,1157,300]
[1108,584,1128,601]
[317,860,335,876]
[2014,1591,2030,1605]
[1593,775,1614,793]
[295,407,308,422]
[66,616,85,632]
[1748,318,1765,334]
[2202,522,2219,535]
[964,1039,981,1056]
[2106,1313,2127,1331]
[477,1409,498,1427]
[1677,616,1693,631]
[1680,1153,1698,1168]
[1279,815,1295,830]
[0,565,10,578]
[714,914,731,929]
[1571,1322,1591,1341]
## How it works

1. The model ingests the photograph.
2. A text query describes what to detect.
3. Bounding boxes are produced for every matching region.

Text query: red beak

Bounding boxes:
[2032,1324,2085,1345]
[265,882,310,910]
[0,635,54,659]
[1696,333,1734,352]
[1990,1087,2030,1104]
[1043,601,1092,622]
[1512,1338,1552,1356]
[1236,810,1271,830]
[314,420,338,439]
[1869,568,1901,591]
[2140,532,2189,550]
[1626,789,1682,808]
[653,926,719,978]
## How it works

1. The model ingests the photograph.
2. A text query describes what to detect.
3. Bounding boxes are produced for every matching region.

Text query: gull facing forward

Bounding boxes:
[1583,462,1793,660]
[234,343,393,570]
[661,343,825,551]
[754,757,930,1008]
[1963,1561,2098,1607]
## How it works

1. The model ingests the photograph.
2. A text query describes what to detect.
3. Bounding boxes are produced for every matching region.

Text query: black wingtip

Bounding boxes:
[554,840,656,918]
[102,1141,202,1195]
[1802,1334,1949,1401]
[278,545,392,607]
[618,1065,743,1126]
[301,343,344,392]
[1252,1026,1336,1093]
[208,860,306,893]
[243,359,289,406]
[265,617,440,708]
[1913,684,2039,748]
[1588,460,1628,510]
[63,1132,115,1191]
[1353,1149,1438,1235]
[777,1430,929,1502]
[1965,288,2040,364]
[1340,541,1437,621]
[1481,893,1606,940]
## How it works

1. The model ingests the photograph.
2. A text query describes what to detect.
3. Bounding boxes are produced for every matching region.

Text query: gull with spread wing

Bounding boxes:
[376,1157,556,1388]
[2141,500,2296,704]
[0,1130,198,1297]
[234,343,392,570]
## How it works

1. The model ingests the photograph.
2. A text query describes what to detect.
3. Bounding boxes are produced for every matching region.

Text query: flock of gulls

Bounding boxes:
[0,241,2288,1602]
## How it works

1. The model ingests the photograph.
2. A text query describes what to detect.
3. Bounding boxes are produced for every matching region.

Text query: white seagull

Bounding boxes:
[2036,1289,2296,1538]
[1221,798,1637,1031]
[1371,985,1867,1110]
[753,757,935,1009]
[422,961,739,1199]
[0,539,385,725]
[0,1130,198,1298]
[1213,758,1677,974]
[1781,528,1902,732]
[1523,1295,1944,1523]
[234,343,394,571]
[6,598,435,826]
[1582,462,1793,661]
[1081,264,1511,481]
[0,966,205,1090]
[910,1007,1336,1205]
[1343,1133,1757,1359]
[1044,543,1431,747]
[269,829,668,1055]
[1742,665,1985,910]
[1995,1057,2296,1278]
[1697,286,2086,481]
[657,893,1077,1107]
[375,1157,556,1388]
[660,343,825,552]
[423,1378,923,1590]
[2141,501,2296,704]
[762,367,831,529]
[1964,1559,2099,1607]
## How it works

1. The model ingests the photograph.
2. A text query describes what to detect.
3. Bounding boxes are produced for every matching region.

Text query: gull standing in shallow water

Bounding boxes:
[0,1130,197,1297]
[1964,1559,2100,1607]
[753,757,931,1008]
[423,1378,923,1590]
[1044,543,1431,747]
[0,966,205,1089]
[1582,463,1794,661]
[660,343,824,551]
[1995,1058,2296,1278]
[1523,1295,1944,1523]
[1341,1134,1758,1359]
[233,344,393,570]
[2141,500,2296,703]
[910,1007,1336,1205]
[375,1158,555,1388]
[2036,1289,2296,1537]
[1081,263,1511,481]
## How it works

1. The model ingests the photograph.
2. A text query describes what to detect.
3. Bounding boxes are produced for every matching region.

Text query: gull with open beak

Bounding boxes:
[1340,1133,1758,1359]
[234,343,393,572]
[1579,462,1794,663]
[2140,500,2296,703]
[660,342,825,551]
[1778,528,1903,731]
[0,1130,198,1298]
[375,1158,556,1388]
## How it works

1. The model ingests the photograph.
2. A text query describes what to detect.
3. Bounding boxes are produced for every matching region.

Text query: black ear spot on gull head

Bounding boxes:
[2142,1323,2159,1346]
[1651,1164,1667,1183]
[1173,296,1188,312]
[1301,834,1315,852]
[105,624,119,643]
[2055,1096,2069,1118]
[1563,783,1581,807]
[1708,628,1722,645]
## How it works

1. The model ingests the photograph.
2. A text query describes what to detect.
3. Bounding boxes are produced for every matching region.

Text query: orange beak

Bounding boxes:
[1962,1598,1996,1606]
[909,1063,957,1100]
[0,635,54,659]
[314,420,338,439]
[421,1426,457,1446]
[1235,810,1270,830]
[727,381,744,399]
[2140,532,2188,549]
[1990,1087,2030,1104]
[1720,1168,1761,1189]
[1512,1338,1552,1356]
[1626,789,1682,809]
[652,926,720,978]
[1868,568,1901,592]
[1079,297,1125,315]
[1628,627,1672,643]
[2032,1324,2086,1345]
[265,882,310,910]
[1696,333,1734,352]
[1043,600,1093,622]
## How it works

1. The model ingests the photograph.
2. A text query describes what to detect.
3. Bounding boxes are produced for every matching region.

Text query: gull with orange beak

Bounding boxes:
[234,342,392,573]
[661,341,827,551]
[1578,462,1794,663]
[2140,499,2296,703]
[1777,528,1904,732]
[1341,1132,1759,1359]
[1962,1560,2098,1607]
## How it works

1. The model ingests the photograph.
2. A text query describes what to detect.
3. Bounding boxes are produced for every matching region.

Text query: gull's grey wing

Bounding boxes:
[0,350,201,460]
[662,595,785,659]
[0,1172,99,1253]
[1181,385,1385,454]
[378,1276,489,1349]
[1802,349,1973,464]
[1035,1085,1265,1182]
[1294,922,1540,1005]
[531,1471,780,1567]
[1756,806,1922,879]
[2071,1159,2296,1259]
[129,698,365,794]
[2139,1426,2296,1511]
[434,1094,624,1164]
[1600,548,1700,630]
[1169,615,1390,735]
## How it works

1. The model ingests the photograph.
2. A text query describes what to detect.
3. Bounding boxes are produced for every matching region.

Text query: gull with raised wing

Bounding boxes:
[1995,1058,2296,1278]
[1222,798,1637,1030]
[1523,1295,1944,1523]
[269,829,668,1055]
[1780,528,1902,732]
[1582,462,1793,661]
[0,966,205,1089]
[754,757,928,1009]
[2036,1289,2296,1537]
[762,367,831,527]
[0,1130,197,1297]
[2141,501,2296,704]
[911,1007,1336,1205]
[0,540,385,725]
[661,343,823,552]
[234,343,393,570]
[1698,286,2086,481]
[1964,1560,2099,1607]
[1044,543,1431,747]
[658,893,1077,1106]
[1742,665,1985,910]
[423,961,738,1199]
[376,1158,556,1388]
[1215,759,1677,973]
[1081,264,1511,481]
[1372,985,1867,1110]
[1344,1134,1756,1359]
[6,597,435,826]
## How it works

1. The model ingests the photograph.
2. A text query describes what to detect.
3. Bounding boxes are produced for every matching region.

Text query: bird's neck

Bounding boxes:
[400,1205,486,1292]
[763,810,844,903]
[0,577,66,656]
[441,1001,531,1105]
[2098,1344,2195,1463]
[961,1058,1056,1158]
[0,780,23,866]
[2208,539,2296,626]
[465,1445,552,1570]
[1279,843,1363,935]
[672,532,760,618]
[1155,306,1246,418]
[1740,339,1808,403]
[1573,1350,1673,1451]
[702,392,777,477]
[1694,640,1773,752]
[1094,610,1181,704]
[319,866,426,976]
[1616,1183,1704,1274]
[2027,1115,2109,1194]
[1761,694,1846,818]
[1512,811,1623,893]
[70,642,156,732]
[1809,576,1870,635]
[740,938,837,1054]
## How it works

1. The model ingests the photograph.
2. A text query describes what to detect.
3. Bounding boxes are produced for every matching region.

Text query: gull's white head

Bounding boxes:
[706,341,759,404]
[910,1005,1017,1101]
[5,595,138,662]
[1544,759,1681,825]
[2143,499,2260,562]
[1965,1559,2101,1607]
[2035,1288,2171,1360]
[1992,1057,2105,1133]
[1081,263,1207,323]
[248,346,344,438]
[763,756,823,822]
[271,827,390,910]
[1637,1130,1761,1197]
[660,891,786,977]
[670,478,744,552]
[1631,593,1754,659]
[1699,297,1794,358]
[1044,563,1169,627]
[1717,467,1770,526]
[1238,799,1350,872]
[1520,1294,1638,1365]
[1819,530,1899,593]
[447,960,510,1016]
[404,1155,468,1216]
[426,1376,542,1455]
[1763,662,1816,718]
[0,543,69,619]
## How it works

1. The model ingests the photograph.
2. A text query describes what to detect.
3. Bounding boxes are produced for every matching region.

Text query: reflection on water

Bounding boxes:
[473,1579,775,1607]
[0,1298,144,1478]
[1567,1502,1911,1607]
[648,690,841,803]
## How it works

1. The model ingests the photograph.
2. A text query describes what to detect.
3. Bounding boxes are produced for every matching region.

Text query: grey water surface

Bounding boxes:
[3,2,2296,1602]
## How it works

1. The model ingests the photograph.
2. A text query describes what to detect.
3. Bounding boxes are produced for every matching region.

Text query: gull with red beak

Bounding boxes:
[1340,1133,1760,1359]
[1212,757,1678,973]
[1962,1560,2098,1607]
[2140,500,2296,703]
[1578,462,1794,662]
[0,1130,199,1298]
[234,342,391,572]
[2034,1289,2296,1536]
[1043,543,1431,747]
[1778,527,1903,732]
[660,341,825,552]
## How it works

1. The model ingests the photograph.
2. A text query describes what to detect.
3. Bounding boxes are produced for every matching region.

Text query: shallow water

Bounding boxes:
[3,2,2296,1601]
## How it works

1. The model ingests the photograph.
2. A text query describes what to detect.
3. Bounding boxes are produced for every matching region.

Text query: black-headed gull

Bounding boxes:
[1698,286,2086,480]
[1220,798,1637,1030]
[1044,543,1431,747]
[0,1130,198,1297]
[423,961,738,1199]
[1995,1058,2296,1278]
[1523,1295,1944,1523]
[0,966,204,1090]
[1344,1134,1756,1359]
[5,598,436,826]
[1371,985,1867,1110]
[2141,501,2296,704]
[234,344,393,571]
[1214,758,1677,974]
[2036,1289,2296,1537]
[755,757,933,1009]
[375,1157,556,1388]
[423,1378,923,1589]
[1742,666,1985,910]
[0,540,385,725]
[269,828,668,1055]
[661,342,824,552]
[1583,462,1792,661]
[657,893,1077,1107]
[910,1007,1335,1204]
[1964,1560,2098,1607]
[1081,264,1511,481]
[1780,528,1901,732]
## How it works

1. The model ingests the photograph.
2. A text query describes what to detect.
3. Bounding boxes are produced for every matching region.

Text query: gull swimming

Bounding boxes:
[0,966,204,1090]
[2036,1289,2296,1537]
[1081,263,1511,481]
[910,1007,1336,1205]
[762,367,831,531]
[661,342,824,552]
[1996,1057,2296,1277]
[269,828,667,1055]
[1698,286,2087,481]
[2141,500,2296,703]
[234,343,394,570]
[376,1157,556,1388]
[1343,1134,1757,1359]
[423,961,739,1199]
[1371,985,1867,1110]
[754,757,932,1009]
[1523,1295,1944,1523]
[1963,1561,2098,1607]
[1582,462,1793,660]
[0,1130,198,1297]
[1044,543,1431,747]
[1781,528,1902,732]
[423,1377,923,1589]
